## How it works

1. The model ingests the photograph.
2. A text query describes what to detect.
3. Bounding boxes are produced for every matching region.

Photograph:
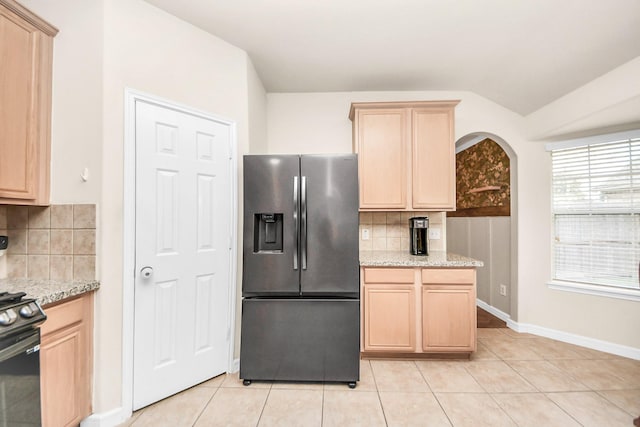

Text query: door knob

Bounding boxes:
[140,266,153,278]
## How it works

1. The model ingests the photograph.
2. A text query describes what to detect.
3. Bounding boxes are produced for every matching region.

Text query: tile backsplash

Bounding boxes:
[0,204,96,280]
[359,211,446,252]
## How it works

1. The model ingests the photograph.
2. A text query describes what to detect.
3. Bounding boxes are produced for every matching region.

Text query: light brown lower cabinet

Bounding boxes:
[40,292,94,427]
[364,284,416,352]
[361,267,476,355]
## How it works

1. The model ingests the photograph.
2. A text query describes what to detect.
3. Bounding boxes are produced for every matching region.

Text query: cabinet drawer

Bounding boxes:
[364,268,415,284]
[421,268,475,284]
[41,296,85,337]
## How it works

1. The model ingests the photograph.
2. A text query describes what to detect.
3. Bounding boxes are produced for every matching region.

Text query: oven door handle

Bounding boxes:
[0,329,40,363]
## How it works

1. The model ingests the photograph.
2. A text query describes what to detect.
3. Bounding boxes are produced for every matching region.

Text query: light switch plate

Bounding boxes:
[500,284,507,296]
[428,228,441,240]
[361,228,370,240]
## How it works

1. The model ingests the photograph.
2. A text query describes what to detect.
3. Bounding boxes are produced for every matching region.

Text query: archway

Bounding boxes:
[448,132,518,324]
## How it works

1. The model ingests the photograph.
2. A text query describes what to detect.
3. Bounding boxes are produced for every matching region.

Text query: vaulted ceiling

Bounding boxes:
[144,0,640,116]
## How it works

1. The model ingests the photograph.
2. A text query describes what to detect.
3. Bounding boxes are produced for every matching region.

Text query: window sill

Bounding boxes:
[547,280,640,302]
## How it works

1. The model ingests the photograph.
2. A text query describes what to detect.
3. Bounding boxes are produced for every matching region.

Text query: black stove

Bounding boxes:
[0,291,47,337]
[0,291,46,426]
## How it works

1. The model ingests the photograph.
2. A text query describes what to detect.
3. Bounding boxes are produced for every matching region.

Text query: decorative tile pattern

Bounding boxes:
[7,229,27,254]
[7,206,28,229]
[50,205,73,229]
[27,230,50,255]
[359,211,447,252]
[73,256,96,280]
[28,206,51,229]
[73,230,96,255]
[50,230,73,254]
[73,204,96,228]
[6,255,26,278]
[50,255,74,281]
[0,204,96,280]
[27,255,50,279]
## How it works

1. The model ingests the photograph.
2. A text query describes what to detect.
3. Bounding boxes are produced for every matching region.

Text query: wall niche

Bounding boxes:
[448,138,510,217]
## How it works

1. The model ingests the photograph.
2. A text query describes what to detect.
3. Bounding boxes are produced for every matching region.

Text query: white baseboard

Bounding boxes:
[80,407,129,427]
[476,299,511,323]
[510,321,640,360]
[476,299,640,360]
[82,362,240,427]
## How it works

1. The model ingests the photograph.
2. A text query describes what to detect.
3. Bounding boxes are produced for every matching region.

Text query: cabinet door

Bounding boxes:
[40,294,93,427]
[364,284,416,351]
[40,324,84,427]
[412,107,455,210]
[0,1,55,204]
[422,284,476,352]
[354,108,408,209]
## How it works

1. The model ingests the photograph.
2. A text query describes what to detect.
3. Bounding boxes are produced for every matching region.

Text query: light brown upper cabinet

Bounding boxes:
[349,101,459,211]
[0,0,58,205]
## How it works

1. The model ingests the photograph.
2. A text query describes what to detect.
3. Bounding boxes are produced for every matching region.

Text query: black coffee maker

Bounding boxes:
[409,217,429,255]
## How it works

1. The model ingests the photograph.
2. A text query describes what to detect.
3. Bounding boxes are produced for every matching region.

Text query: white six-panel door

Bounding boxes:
[133,100,232,410]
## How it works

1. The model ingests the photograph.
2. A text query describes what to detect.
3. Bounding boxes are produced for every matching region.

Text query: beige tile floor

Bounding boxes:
[120,328,640,427]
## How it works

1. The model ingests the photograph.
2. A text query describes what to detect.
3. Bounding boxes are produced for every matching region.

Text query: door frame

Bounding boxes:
[121,88,238,417]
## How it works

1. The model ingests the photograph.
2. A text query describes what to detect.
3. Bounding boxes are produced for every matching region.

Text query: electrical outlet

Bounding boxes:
[0,235,8,250]
[428,227,441,240]
[499,284,507,296]
[361,228,370,240]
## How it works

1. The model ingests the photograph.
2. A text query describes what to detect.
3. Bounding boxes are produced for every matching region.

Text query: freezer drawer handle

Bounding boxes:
[293,176,299,270]
[301,176,307,270]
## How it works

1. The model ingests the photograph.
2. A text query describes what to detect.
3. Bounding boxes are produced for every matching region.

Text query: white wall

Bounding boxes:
[100,0,251,415]
[526,55,640,139]
[20,0,103,204]
[266,90,640,353]
[247,59,268,154]
[268,92,355,154]
[21,0,255,420]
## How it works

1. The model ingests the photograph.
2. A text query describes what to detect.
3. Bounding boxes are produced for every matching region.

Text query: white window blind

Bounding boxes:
[551,136,640,290]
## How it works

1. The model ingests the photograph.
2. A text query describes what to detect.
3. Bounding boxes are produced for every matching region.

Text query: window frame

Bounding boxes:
[546,129,640,302]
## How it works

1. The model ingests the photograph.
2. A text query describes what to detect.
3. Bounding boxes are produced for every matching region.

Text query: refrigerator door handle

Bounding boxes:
[301,176,307,270]
[293,176,299,270]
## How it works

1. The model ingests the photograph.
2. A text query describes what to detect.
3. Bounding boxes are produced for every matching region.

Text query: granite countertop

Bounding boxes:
[0,278,100,306]
[360,250,484,268]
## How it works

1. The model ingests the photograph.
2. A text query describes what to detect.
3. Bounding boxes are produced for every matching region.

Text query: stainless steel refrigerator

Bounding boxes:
[240,154,360,387]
